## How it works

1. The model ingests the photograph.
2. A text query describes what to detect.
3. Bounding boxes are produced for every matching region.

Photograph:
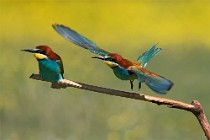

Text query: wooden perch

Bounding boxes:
[30,73,210,140]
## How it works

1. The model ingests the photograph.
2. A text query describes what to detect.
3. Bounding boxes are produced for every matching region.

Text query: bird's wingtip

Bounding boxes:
[52,23,58,28]
[52,23,64,28]
[52,23,71,30]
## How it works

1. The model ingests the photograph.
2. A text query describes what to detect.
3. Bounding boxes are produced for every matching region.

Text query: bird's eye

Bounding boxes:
[38,50,46,55]
[105,57,116,62]
[110,58,116,61]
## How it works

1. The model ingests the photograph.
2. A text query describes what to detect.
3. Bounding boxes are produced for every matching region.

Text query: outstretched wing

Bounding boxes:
[137,44,162,67]
[130,66,173,94]
[53,24,109,56]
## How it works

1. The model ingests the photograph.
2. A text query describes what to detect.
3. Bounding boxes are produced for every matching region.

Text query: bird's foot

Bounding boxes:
[130,80,134,90]
[138,82,141,90]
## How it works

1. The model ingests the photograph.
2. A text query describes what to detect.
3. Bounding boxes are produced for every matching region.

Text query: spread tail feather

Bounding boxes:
[130,67,173,94]
[144,74,173,94]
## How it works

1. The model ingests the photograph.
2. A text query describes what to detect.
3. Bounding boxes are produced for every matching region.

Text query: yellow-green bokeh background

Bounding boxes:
[0,1,209,140]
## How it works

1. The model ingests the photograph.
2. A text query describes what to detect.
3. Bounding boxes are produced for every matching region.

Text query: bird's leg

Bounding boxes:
[138,82,141,90]
[130,80,134,90]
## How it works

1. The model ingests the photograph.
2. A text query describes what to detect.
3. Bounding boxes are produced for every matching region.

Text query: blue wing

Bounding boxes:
[130,67,173,94]
[53,24,109,56]
[137,44,162,67]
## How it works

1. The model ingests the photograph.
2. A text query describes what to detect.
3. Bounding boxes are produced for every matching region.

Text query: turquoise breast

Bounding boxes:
[112,66,136,80]
[37,59,63,82]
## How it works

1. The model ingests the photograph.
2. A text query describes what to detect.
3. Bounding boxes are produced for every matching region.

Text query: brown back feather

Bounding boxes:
[110,53,134,68]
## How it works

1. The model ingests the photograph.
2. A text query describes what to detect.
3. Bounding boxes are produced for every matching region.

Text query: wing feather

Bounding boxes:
[137,44,162,67]
[53,24,109,56]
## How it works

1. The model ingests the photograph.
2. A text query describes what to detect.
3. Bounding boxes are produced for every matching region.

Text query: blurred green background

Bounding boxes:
[0,0,209,140]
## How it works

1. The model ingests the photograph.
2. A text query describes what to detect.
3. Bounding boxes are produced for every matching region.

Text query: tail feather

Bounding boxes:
[137,44,162,67]
[144,74,173,94]
[130,67,173,94]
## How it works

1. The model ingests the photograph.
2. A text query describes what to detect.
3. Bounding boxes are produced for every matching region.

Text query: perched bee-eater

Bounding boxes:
[53,24,174,94]
[22,45,64,83]
[22,45,81,88]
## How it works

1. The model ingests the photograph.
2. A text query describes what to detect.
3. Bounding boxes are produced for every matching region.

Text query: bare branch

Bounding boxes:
[30,73,210,140]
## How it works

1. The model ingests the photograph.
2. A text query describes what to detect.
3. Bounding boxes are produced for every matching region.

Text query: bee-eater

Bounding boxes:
[22,45,81,88]
[22,45,64,83]
[53,24,173,94]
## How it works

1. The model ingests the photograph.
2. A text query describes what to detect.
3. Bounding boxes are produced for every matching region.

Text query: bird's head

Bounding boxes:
[92,53,123,68]
[21,45,60,60]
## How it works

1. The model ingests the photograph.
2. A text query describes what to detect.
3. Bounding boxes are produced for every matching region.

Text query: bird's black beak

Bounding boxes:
[21,49,40,53]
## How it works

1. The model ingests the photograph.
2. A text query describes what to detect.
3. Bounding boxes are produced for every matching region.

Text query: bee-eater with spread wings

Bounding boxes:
[53,24,173,94]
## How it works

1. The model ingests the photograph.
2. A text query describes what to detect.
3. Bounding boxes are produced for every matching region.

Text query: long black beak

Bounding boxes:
[21,49,40,53]
[92,56,106,60]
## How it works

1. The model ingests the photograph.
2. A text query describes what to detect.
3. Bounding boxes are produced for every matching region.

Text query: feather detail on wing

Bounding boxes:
[137,44,162,67]
[55,59,64,78]
[53,24,109,56]
[129,66,173,94]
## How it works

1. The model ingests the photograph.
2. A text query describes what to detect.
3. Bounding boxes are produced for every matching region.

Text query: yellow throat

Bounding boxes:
[104,61,118,68]
[33,53,47,60]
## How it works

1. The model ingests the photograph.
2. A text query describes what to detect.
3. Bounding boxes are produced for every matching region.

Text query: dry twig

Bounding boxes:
[30,73,210,140]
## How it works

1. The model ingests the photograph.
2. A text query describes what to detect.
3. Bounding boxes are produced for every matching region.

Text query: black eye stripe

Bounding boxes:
[110,58,116,62]
[105,57,116,62]
[35,50,46,54]
[40,50,46,54]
